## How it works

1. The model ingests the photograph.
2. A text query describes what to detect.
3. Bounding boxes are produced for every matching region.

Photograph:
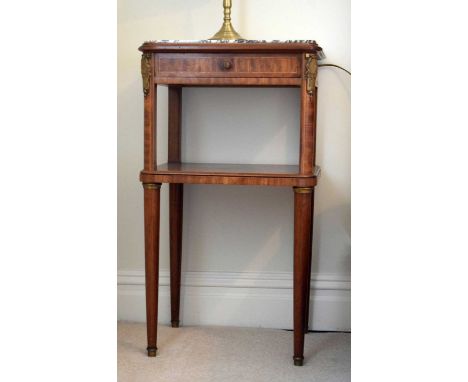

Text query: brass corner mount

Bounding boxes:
[209,0,243,40]
[305,53,318,96]
[141,53,151,97]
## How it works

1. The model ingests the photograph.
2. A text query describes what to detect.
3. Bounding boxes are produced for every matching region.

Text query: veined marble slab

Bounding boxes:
[146,39,317,44]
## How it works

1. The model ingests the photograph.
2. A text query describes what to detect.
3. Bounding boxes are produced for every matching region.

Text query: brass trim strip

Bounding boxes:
[141,53,152,97]
[305,53,317,96]
[142,183,161,190]
[293,187,314,194]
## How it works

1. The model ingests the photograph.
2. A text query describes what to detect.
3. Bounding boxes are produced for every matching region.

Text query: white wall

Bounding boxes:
[118,0,350,330]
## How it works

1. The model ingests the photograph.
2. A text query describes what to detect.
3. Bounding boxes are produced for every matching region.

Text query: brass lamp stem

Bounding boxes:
[209,0,243,40]
[223,0,230,21]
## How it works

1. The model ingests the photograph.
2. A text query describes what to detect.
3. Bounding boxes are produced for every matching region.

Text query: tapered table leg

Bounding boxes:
[293,186,314,366]
[143,183,161,357]
[170,183,183,327]
[304,188,315,331]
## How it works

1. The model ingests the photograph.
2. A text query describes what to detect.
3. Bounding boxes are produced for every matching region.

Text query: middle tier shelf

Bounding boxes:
[140,162,320,187]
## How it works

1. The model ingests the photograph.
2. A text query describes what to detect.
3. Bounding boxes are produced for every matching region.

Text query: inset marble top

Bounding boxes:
[147,39,317,44]
[139,40,324,58]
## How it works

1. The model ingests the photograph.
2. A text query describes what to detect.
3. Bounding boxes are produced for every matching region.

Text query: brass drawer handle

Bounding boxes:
[222,60,233,70]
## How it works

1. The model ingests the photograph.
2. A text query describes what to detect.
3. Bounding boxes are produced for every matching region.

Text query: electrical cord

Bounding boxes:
[318,64,351,75]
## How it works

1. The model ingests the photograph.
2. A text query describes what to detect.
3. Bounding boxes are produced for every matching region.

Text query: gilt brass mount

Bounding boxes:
[141,53,152,97]
[209,0,243,40]
[305,54,318,96]
[142,183,161,190]
[293,187,314,194]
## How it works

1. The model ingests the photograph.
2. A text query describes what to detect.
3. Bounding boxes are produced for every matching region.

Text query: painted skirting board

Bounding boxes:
[118,270,350,331]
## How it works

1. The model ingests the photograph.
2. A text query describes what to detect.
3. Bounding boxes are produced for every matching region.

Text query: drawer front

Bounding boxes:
[156,54,301,78]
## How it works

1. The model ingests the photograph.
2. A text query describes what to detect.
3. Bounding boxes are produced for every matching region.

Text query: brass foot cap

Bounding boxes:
[171,320,180,328]
[147,347,157,357]
[293,356,304,366]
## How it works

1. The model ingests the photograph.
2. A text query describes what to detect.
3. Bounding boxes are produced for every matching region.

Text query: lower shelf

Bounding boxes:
[140,162,320,187]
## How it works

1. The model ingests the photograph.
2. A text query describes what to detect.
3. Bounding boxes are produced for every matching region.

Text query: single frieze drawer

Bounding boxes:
[155,53,301,78]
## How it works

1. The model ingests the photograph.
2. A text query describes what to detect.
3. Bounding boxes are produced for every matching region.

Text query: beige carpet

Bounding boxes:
[118,322,350,382]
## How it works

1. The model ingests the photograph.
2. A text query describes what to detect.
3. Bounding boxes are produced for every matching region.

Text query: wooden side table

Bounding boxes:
[138,40,324,366]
